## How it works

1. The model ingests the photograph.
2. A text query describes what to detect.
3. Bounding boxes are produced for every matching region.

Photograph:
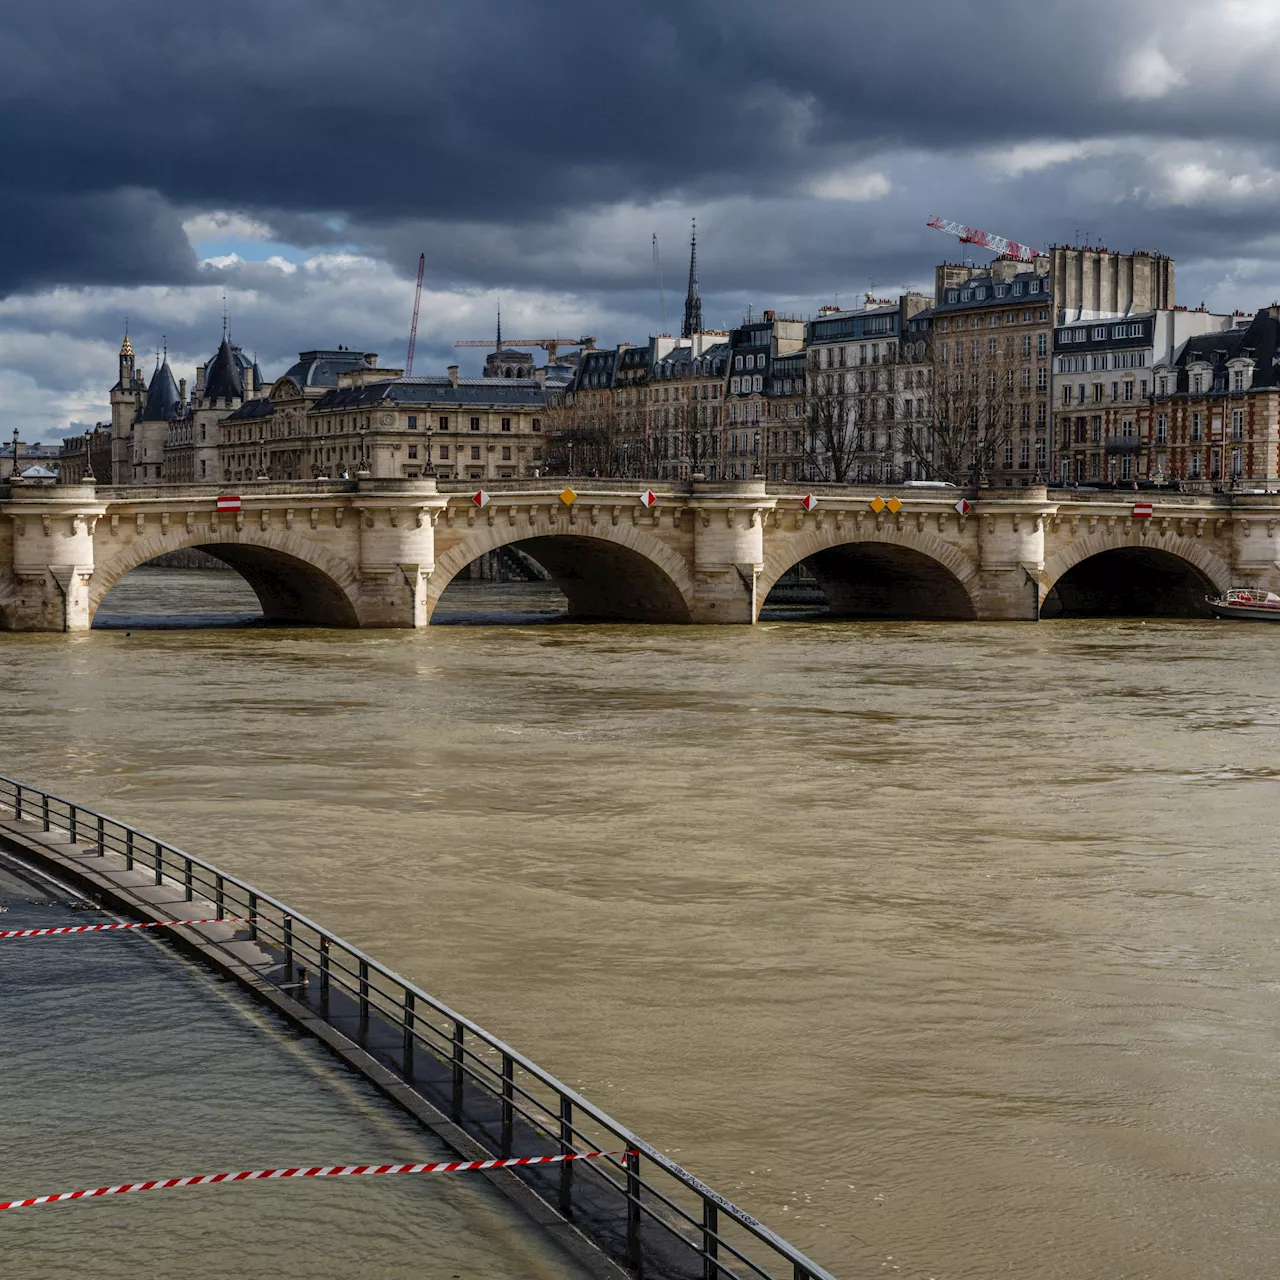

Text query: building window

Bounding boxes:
[1189,452,1202,478]
[1156,414,1167,443]
[407,415,417,429]
[470,417,480,430]
[1232,409,1244,439]
[1036,368,1047,391]
[470,445,481,460]
[1232,447,1243,477]
[1191,412,1203,442]
[1092,416,1102,443]
[439,445,449,459]
[502,446,511,460]
[439,415,449,430]
[1123,381,1133,402]
[1019,439,1030,469]
[501,417,511,431]
[407,445,418,459]
[1193,374,1204,393]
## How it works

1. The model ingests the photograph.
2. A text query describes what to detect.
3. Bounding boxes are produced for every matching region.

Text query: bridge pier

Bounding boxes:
[973,486,1052,621]
[690,479,771,624]
[0,478,106,631]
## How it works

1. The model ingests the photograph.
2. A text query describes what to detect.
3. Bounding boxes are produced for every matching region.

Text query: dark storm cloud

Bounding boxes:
[2,0,1259,296]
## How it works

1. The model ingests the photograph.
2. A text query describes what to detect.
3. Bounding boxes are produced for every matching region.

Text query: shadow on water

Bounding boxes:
[92,566,267,631]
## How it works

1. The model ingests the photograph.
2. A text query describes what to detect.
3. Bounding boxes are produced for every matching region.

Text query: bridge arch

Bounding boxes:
[425,523,695,623]
[89,528,361,627]
[1040,531,1231,617]
[759,523,980,620]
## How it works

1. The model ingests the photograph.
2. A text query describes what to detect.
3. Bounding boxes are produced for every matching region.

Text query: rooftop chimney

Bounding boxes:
[363,352,378,367]
[448,364,459,387]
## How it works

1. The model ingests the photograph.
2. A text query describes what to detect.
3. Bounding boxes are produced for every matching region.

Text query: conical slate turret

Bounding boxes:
[204,337,244,402]
[142,358,180,421]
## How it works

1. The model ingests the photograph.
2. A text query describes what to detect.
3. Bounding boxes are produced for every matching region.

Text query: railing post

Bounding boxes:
[358,959,370,1025]
[283,915,293,978]
[702,1199,719,1279]
[124,828,133,870]
[12,784,21,822]
[153,840,163,887]
[559,1095,573,1214]
[68,804,76,844]
[41,793,49,832]
[624,1152,640,1239]
[96,814,104,856]
[451,1021,464,1118]
[214,873,224,918]
[794,1266,810,1280]
[319,936,329,1007]
[248,892,258,940]
[501,1054,514,1157]
[402,990,415,1077]
[184,860,194,903]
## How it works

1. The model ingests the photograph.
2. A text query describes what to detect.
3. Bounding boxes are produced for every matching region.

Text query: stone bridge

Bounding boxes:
[1,474,1275,630]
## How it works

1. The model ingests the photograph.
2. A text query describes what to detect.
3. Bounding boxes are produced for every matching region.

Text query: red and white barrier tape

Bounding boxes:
[0,1150,629,1211]
[0,917,250,940]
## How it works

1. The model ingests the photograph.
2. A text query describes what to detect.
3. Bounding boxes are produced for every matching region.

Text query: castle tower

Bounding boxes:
[681,219,703,339]
[109,322,145,482]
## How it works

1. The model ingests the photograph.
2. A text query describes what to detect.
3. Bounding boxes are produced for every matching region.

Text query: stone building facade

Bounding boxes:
[932,258,1053,486]
[1146,306,1280,489]
[1053,308,1237,485]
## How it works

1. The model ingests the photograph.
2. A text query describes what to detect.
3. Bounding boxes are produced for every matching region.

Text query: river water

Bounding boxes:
[7,566,1280,1278]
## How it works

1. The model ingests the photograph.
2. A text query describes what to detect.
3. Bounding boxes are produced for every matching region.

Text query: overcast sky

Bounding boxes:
[4,0,1279,440]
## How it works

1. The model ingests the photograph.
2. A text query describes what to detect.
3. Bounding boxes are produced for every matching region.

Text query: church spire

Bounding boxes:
[496,302,502,351]
[681,218,702,339]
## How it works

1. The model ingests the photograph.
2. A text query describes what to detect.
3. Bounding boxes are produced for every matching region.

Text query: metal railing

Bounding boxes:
[0,775,835,1280]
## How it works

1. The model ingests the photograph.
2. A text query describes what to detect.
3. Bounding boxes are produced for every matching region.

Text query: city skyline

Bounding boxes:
[5,0,1280,440]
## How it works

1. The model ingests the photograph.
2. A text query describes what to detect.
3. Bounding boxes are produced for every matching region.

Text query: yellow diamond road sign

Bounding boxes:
[559,487,578,506]
[869,496,885,513]
[886,497,903,514]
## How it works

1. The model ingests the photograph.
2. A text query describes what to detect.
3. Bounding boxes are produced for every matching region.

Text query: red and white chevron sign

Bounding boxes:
[215,495,241,513]
[472,490,491,508]
[954,498,972,516]
[801,494,818,512]
[640,490,657,508]
[0,1151,629,1211]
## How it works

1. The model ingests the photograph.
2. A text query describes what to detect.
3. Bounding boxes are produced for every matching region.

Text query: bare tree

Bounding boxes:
[801,367,859,483]
[898,332,1018,485]
[543,388,635,476]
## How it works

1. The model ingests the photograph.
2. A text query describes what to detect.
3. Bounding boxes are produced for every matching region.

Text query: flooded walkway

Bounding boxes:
[0,852,597,1280]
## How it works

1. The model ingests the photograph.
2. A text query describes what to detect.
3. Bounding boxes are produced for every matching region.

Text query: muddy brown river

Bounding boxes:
[5,565,1280,1278]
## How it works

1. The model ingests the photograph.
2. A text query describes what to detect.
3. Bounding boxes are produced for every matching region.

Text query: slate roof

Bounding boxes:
[1171,309,1280,391]
[141,359,181,421]
[281,349,369,388]
[223,397,274,422]
[204,339,244,401]
[311,378,550,410]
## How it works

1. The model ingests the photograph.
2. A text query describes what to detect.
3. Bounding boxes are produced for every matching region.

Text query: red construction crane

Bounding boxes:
[926,215,1044,263]
[405,252,425,376]
[453,335,597,361]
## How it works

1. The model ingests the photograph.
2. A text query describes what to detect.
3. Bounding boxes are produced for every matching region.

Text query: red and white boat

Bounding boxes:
[1207,588,1280,621]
